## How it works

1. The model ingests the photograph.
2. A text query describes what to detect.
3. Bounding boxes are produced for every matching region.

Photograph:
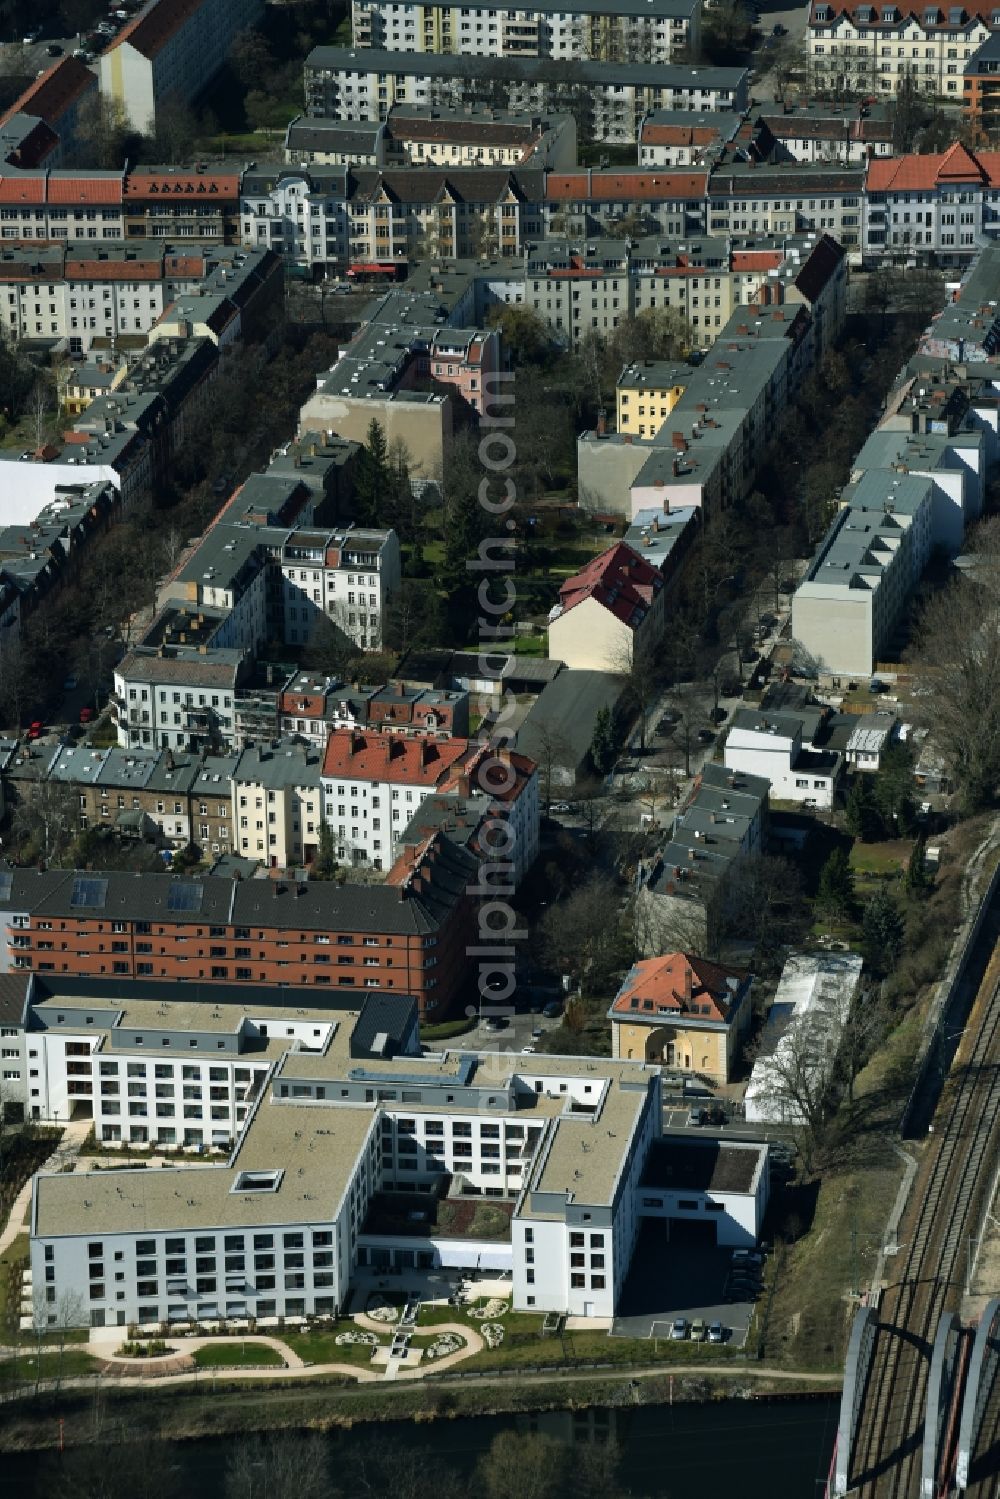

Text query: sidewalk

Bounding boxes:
[0,1119,91,1257]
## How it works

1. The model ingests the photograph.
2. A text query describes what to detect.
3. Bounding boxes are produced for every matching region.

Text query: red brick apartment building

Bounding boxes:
[0,831,479,1018]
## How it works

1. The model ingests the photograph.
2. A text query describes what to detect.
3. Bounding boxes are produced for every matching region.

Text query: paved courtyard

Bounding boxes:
[611,1223,759,1348]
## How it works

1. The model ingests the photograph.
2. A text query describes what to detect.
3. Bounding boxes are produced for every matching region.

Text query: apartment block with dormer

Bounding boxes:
[807,0,998,100]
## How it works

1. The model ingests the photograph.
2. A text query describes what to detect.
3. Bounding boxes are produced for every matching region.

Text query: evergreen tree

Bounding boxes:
[589,705,617,777]
[845,776,884,842]
[313,821,337,880]
[354,418,390,526]
[817,846,855,919]
[862,886,905,974]
[905,833,930,897]
[873,743,917,835]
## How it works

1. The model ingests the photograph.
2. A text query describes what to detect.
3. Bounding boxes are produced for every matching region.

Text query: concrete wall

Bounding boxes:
[299,392,452,481]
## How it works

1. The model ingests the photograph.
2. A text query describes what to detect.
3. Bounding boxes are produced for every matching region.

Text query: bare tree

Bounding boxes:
[611,629,661,753]
[12,775,80,863]
[538,871,634,997]
[225,1431,331,1499]
[746,1012,836,1174]
[523,717,574,812]
[910,529,1000,812]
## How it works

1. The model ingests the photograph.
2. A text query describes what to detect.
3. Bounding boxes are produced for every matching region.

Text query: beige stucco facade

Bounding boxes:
[611,1007,750,1084]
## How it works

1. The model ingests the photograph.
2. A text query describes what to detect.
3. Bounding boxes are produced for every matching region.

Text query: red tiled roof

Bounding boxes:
[124,170,239,199]
[866,141,999,192]
[809,0,999,26]
[557,541,663,628]
[732,250,784,271]
[0,57,96,131]
[0,176,46,203]
[65,255,159,280]
[640,124,721,147]
[545,171,707,203]
[809,0,995,23]
[3,119,60,169]
[610,952,747,1024]
[108,0,204,60]
[48,175,124,204]
[322,730,471,786]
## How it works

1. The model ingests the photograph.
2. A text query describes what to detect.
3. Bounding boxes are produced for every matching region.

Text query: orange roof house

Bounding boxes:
[608,953,752,1082]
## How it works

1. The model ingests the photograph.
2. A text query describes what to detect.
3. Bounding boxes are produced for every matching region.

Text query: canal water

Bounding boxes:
[0,1397,839,1497]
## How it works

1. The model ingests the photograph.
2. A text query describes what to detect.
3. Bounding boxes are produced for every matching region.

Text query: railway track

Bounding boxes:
[848,955,1000,1497]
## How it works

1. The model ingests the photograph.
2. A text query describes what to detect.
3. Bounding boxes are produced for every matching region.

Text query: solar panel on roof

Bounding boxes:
[70,876,108,909]
[0,873,11,902]
[166,880,203,913]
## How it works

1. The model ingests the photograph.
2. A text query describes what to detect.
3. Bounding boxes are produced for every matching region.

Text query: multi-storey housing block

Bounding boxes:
[349,0,701,64]
[806,0,997,99]
[304,48,750,143]
[99,0,265,134]
[0,839,480,1018]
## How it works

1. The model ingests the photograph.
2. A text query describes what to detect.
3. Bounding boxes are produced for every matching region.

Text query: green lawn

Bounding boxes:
[192,1341,286,1369]
[850,838,914,877]
[0,1348,100,1391]
[283,1328,384,1367]
[420,1016,477,1042]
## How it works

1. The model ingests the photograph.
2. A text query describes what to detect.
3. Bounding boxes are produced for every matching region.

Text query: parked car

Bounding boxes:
[22,28,40,42]
[45,43,62,55]
[521,1045,535,1054]
[542,1001,563,1019]
[669,1318,689,1340]
[772,21,787,33]
[484,1016,507,1032]
[687,1106,708,1127]
[707,1321,726,1343]
[532,1027,543,1040]
[26,721,43,740]
[550,801,571,813]
[63,674,77,692]
[79,706,94,724]
[690,1318,706,1342]
[697,728,715,744]
[732,1248,763,1267]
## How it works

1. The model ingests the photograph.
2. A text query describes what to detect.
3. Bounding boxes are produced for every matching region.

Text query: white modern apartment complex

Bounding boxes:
[23,980,768,1328]
[99,0,265,134]
[350,0,701,63]
[806,0,997,99]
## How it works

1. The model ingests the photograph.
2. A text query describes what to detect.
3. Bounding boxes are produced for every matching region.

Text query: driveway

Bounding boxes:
[611,1225,759,1349]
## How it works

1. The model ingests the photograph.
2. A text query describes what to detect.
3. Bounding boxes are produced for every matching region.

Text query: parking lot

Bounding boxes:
[611,1224,764,1350]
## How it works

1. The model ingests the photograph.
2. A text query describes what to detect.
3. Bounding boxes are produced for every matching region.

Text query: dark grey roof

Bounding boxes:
[0,846,478,936]
[517,669,625,767]
[0,971,30,1026]
[350,992,418,1059]
[306,46,747,92]
[20,972,404,1020]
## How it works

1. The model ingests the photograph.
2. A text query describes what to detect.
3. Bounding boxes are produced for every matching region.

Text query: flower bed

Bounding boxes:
[469,1298,509,1321]
[335,1330,380,1347]
[482,1324,504,1349]
[367,1303,399,1324]
[424,1332,462,1360]
[116,1339,172,1359]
